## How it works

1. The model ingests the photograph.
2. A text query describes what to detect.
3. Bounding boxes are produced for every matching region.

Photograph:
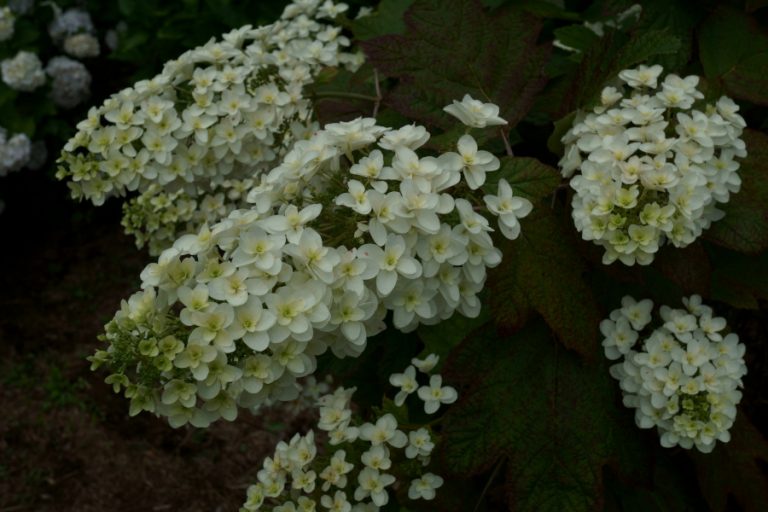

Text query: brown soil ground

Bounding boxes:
[0,174,312,512]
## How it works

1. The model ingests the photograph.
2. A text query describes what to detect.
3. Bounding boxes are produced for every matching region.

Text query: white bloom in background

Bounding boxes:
[0,128,31,177]
[411,354,439,373]
[63,33,100,58]
[603,295,746,453]
[0,7,15,41]
[46,56,91,108]
[443,94,507,128]
[48,8,95,43]
[1,51,45,92]
[559,66,747,265]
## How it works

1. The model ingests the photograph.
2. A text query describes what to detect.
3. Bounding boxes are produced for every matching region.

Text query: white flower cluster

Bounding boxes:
[603,295,747,453]
[58,0,362,255]
[242,358,453,511]
[48,7,100,59]
[559,65,747,265]
[1,50,45,92]
[46,56,91,108]
[0,6,15,41]
[89,99,530,427]
[0,127,31,177]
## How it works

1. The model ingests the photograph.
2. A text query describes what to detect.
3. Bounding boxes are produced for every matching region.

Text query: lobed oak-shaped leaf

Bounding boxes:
[698,6,768,106]
[360,0,550,131]
[441,321,644,511]
[487,205,602,358]
[705,129,768,254]
[692,416,768,512]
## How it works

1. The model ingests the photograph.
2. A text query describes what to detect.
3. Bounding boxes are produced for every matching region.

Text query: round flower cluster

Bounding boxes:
[1,50,45,92]
[603,295,747,453]
[57,0,362,255]
[89,98,530,427]
[241,357,453,511]
[48,7,95,42]
[46,56,92,108]
[0,127,31,177]
[0,6,15,41]
[559,65,747,265]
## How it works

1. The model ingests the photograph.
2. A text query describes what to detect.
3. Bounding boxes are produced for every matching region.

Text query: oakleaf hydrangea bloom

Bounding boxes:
[603,295,746,453]
[0,6,15,41]
[241,359,450,510]
[1,50,45,91]
[90,100,529,426]
[559,65,747,265]
[57,0,363,255]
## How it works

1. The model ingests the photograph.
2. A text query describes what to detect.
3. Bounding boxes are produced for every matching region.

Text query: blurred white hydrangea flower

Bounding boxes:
[1,50,45,91]
[58,0,364,255]
[0,127,31,176]
[63,32,100,58]
[0,6,15,41]
[603,295,746,453]
[46,56,91,108]
[48,7,95,43]
[559,65,747,265]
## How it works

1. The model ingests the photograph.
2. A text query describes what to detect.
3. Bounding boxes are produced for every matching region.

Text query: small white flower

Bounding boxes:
[443,94,507,128]
[408,473,444,500]
[417,375,458,414]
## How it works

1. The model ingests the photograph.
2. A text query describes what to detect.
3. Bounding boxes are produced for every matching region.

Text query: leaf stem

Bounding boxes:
[473,456,506,512]
[500,128,514,157]
[312,91,380,102]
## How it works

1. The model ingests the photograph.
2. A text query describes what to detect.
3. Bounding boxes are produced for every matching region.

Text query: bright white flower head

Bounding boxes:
[559,65,747,265]
[443,94,507,128]
[603,295,746,453]
[242,380,453,511]
[58,0,363,255]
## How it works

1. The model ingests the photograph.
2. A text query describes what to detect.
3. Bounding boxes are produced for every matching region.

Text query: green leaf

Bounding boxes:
[709,246,768,310]
[705,129,768,254]
[488,206,602,357]
[553,25,600,54]
[361,0,551,131]
[417,307,489,367]
[350,0,414,40]
[441,321,644,510]
[692,415,768,512]
[485,156,561,203]
[698,6,768,104]
[653,242,711,296]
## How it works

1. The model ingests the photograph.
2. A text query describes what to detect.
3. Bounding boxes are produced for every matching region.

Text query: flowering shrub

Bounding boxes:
[603,295,746,453]
[88,103,530,427]
[241,357,454,510]
[559,65,747,265]
[57,0,363,254]
[44,0,768,510]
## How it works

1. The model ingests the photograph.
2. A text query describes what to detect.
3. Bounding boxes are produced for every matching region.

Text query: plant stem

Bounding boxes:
[312,91,379,102]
